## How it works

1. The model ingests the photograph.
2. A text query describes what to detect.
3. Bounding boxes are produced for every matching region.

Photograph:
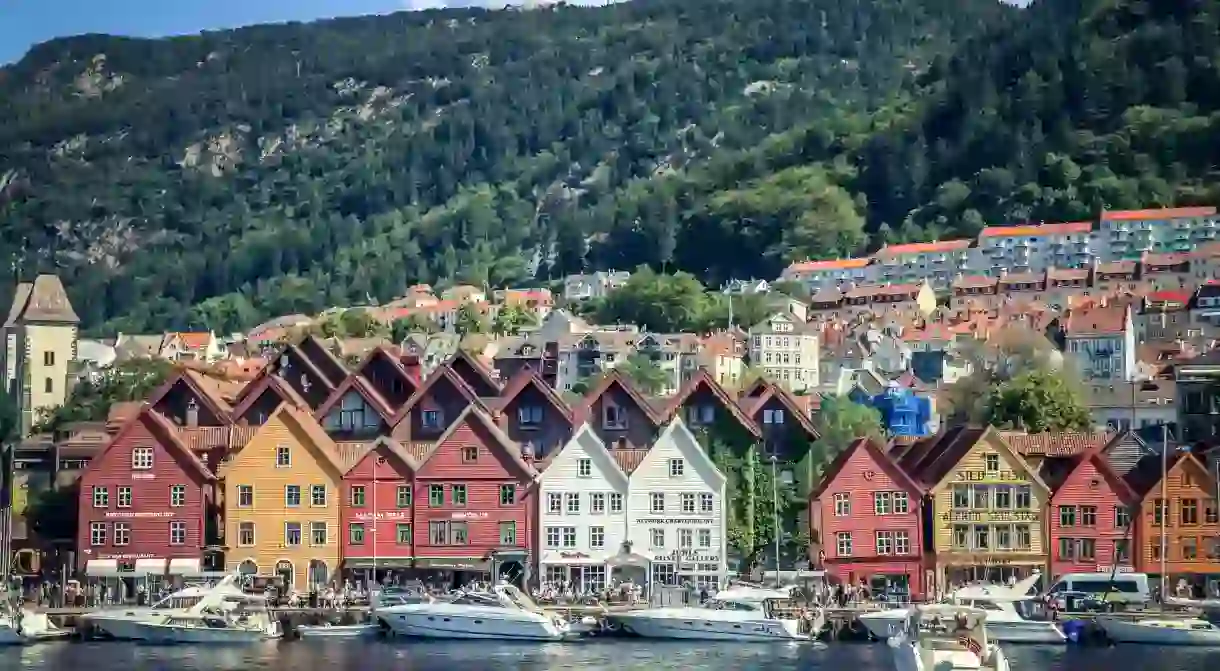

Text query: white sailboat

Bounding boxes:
[1095,615,1220,645]
[85,573,248,640]
[608,584,820,641]
[889,604,1010,671]
[378,583,571,641]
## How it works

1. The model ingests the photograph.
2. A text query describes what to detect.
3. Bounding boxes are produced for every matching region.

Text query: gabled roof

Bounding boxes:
[343,436,421,477]
[739,377,772,399]
[296,334,350,387]
[446,348,502,396]
[538,423,628,487]
[641,418,725,487]
[220,403,345,478]
[389,363,485,427]
[417,404,536,480]
[144,368,234,425]
[361,345,421,388]
[745,384,820,439]
[1125,448,1215,501]
[811,437,924,501]
[919,426,1051,495]
[1053,439,1138,503]
[255,341,337,403]
[85,408,215,482]
[497,366,572,423]
[229,371,308,420]
[572,369,664,427]
[659,368,761,438]
[313,372,395,423]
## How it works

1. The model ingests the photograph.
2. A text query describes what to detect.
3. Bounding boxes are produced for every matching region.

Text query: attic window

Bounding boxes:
[462,446,479,463]
[985,454,1000,472]
[603,404,627,430]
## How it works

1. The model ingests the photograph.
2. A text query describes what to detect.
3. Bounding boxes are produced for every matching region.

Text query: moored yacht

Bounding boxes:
[0,599,72,645]
[607,584,820,641]
[85,573,248,640]
[889,604,1010,671]
[1096,615,1220,645]
[123,592,279,644]
[377,583,571,641]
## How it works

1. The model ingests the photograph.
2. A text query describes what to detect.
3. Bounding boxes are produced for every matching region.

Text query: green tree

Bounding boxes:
[813,395,884,479]
[454,302,489,336]
[390,314,437,342]
[492,304,536,336]
[942,326,1068,424]
[616,353,670,396]
[593,267,712,332]
[983,369,1093,433]
[34,358,174,434]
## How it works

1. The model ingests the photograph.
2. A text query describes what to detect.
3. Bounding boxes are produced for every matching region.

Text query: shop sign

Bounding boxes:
[656,549,720,564]
[105,511,176,518]
[634,517,715,525]
[940,510,1039,522]
[98,553,157,560]
[450,511,489,520]
[954,470,1025,483]
[353,511,410,521]
[559,552,591,559]
[131,473,157,480]
[1096,565,1134,574]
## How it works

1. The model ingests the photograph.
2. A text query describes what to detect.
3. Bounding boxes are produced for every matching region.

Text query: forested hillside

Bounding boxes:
[0,0,1008,333]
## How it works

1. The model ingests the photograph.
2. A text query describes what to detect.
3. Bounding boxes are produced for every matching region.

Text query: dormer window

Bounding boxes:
[131,447,154,470]
[422,410,443,429]
[518,405,543,427]
[763,409,785,425]
[688,405,714,425]
[603,404,627,430]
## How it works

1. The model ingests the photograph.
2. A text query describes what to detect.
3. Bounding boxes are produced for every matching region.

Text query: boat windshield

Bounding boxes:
[450,591,510,608]
[709,599,765,612]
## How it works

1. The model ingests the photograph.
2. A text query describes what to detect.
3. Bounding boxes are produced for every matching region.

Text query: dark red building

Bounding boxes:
[411,405,537,585]
[341,438,419,580]
[77,407,215,580]
[1048,438,1139,576]
[391,365,483,443]
[491,368,573,459]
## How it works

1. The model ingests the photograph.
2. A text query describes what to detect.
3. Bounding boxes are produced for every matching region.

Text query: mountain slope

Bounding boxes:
[0,0,1009,333]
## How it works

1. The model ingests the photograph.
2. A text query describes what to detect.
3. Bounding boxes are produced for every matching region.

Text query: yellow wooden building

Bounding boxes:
[220,404,349,589]
[902,427,1050,592]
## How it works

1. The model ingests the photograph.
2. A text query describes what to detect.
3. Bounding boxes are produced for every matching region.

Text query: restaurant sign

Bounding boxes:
[353,511,410,521]
[105,511,176,518]
[954,470,1025,483]
[98,553,157,560]
[634,517,715,525]
[941,510,1039,522]
[450,511,489,520]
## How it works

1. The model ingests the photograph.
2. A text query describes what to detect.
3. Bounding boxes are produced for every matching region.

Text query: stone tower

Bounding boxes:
[2,274,79,436]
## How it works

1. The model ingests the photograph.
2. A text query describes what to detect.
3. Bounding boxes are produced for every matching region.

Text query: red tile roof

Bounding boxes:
[874,240,971,256]
[999,431,1111,457]
[1102,206,1217,221]
[980,222,1092,237]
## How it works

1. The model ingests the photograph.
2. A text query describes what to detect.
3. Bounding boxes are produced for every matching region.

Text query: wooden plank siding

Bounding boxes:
[1137,455,1220,574]
[221,405,345,589]
[341,442,416,565]
[1049,456,1135,577]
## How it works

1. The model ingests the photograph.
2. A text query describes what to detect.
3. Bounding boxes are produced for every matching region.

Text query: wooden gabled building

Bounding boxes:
[489,367,573,459]
[571,369,664,451]
[1125,448,1220,583]
[390,365,485,444]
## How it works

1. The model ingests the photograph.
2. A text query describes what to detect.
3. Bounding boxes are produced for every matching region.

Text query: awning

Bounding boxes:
[168,558,203,576]
[343,557,415,569]
[86,559,120,577]
[412,557,489,571]
[135,558,167,575]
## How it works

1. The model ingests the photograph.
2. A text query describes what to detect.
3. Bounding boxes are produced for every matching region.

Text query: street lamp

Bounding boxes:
[769,455,781,586]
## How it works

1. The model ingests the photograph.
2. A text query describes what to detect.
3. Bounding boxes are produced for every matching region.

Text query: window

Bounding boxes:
[43,351,55,366]
[285,485,301,507]
[451,522,469,545]
[566,492,580,514]
[836,532,853,557]
[993,486,1011,509]
[350,485,366,507]
[422,410,442,428]
[500,484,516,505]
[763,409,784,424]
[698,528,712,548]
[1015,485,1031,509]
[1153,498,1166,526]
[116,486,132,508]
[131,447,154,470]
[577,458,592,477]
[518,405,543,426]
[429,484,444,507]
[1080,505,1097,526]
[430,521,449,545]
[285,522,302,546]
[349,523,366,545]
[876,531,893,555]
[952,525,969,550]
[500,521,517,546]
[90,522,106,546]
[591,492,606,514]
[1182,499,1199,525]
[874,492,891,515]
[590,526,605,549]
[396,523,412,545]
[952,485,970,509]
[1079,538,1096,560]
[238,522,255,546]
[651,492,666,514]
[170,485,186,507]
[170,521,186,546]
[1059,537,1076,560]
[452,484,467,506]
[114,523,130,546]
[546,527,562,548]
[92,486,108,508]
[679,529,694,548]
[609,493,623,513]
[397,485,412,508]
[1183,537,1198,560]
[1015,525,1031,550]
[833,493,850,516]
[1115,539,1130,562]
[681,493,695,513]
[985,454,1000,472]
[462,446,479,463]
[895,530,910,555]
[276,446,291,467]
[603,405,626,429]
[238,485,253,508]
[893,492,909,514]
[972,485,989,509]
[310,521,328,546]
[650,528,665,549]
[311,484,327,506]
[973,525,990,550]
[669,458,684,477]
[699,493,714,513]
[1115,506,1131,528]
[1151,543,1162,560]
[1207,499,1219,525]
[1059,506,1077,526]
[562,527,577,548]
[547,492,562,514]
[44,377,52,393]
[995,525,1012,550]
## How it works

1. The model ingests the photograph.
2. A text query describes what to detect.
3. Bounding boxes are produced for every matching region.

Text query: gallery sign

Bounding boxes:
[655,549,721,564]
[940,510,1038,522]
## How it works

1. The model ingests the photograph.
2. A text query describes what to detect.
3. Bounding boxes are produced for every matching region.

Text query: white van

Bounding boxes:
[1045,572,1151,604]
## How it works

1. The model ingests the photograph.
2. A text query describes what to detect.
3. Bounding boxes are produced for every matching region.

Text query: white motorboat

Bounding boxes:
[889,605,1011,671]
[860,574,1063,643]
[378,583,571,641]
[298,589,405,639]
[85,574,249,640]
[0,597,72,645]
[607,584,820,642]
[125,592,279,644]
[1096,615,1220,645]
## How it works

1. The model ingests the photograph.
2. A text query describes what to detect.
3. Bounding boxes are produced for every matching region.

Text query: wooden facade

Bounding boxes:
[1048,445,1138,576]
[573,371,661,451]
[220,404,346,589]
[391,366,482,443]
[494,369,573,459]
[1134,452,1220,575]
[340,438,418,569]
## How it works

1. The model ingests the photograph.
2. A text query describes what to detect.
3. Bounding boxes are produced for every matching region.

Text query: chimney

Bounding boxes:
[186,399,199,428]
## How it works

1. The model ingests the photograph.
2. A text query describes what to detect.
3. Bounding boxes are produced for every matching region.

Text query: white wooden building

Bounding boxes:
[626,418,727,588]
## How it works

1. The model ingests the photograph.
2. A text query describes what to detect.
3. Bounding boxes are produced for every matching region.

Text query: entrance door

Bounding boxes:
[276,560,294,590]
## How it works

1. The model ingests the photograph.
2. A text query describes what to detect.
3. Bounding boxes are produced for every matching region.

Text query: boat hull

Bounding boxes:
[91,615,170,641]
[129,623,278,644]
[0,625,24,646]
[297,624,380,639]
[860,610,1063,643]
[1097,617,1220,645]
[380,611,567,641]
[609,613,805,641]
[889,635,1011,671]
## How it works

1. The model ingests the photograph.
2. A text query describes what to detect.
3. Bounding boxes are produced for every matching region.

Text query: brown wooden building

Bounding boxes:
[1126,449,1220,592]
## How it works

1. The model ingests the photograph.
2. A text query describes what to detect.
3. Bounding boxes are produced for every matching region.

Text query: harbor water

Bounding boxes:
[4,640,1220,671]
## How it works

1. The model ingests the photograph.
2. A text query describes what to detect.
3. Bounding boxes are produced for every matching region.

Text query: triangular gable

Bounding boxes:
[538,423,629,489]
[343,437,420,477]
[264,341,336,402]
[638,418,726,488]
[1131,450,1216,503]
[144,368,233,425]
[660,368,761,438]
[85,407,215,482]
[573,369,663,426]
[359,346,420,393]
[1054,440,1139,504]
[749,385,820,439]
[926,427,1051,496]
[810,437,924,501]
[416,405,536,481]
[297,334,350,387]
[498,367,572,423]
[740,377,772,399]
[230,372,308,421]
[389,364,485,427]
[313,374,394,423]
[220,404,346,480]
[446,348,501,397]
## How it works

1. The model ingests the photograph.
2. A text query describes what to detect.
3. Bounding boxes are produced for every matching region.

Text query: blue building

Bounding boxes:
[849,382,935,437]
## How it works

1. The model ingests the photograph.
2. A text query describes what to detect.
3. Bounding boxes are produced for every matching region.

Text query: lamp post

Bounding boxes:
[770,454,781,586]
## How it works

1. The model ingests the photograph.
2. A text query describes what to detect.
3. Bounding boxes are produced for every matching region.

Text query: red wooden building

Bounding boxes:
[411,405,538,586]
[340,438,419,580]
[811,437,928,597]
[77,407,215,580]
[1047,438,1138,577]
